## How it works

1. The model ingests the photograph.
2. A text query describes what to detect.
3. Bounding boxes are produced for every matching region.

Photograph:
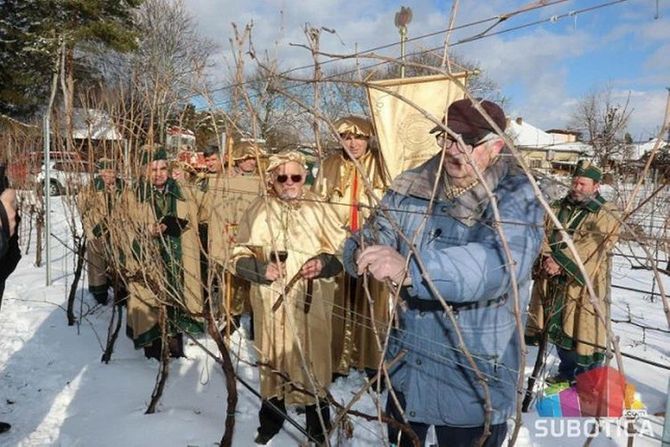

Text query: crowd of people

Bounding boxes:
[1,97,622,446]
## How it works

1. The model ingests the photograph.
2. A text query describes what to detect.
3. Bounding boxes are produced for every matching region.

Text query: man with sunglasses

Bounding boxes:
[343,98,544,446]
[231,151,346,445]
[313,115,391,381]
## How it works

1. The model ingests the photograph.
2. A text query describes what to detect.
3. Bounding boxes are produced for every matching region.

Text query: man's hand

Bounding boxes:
[0,189,18,237]
[300,257,323,279]
[149,223,167,237]
[265,262,285,282]
[356,245,411,286]
[542,256,562,276]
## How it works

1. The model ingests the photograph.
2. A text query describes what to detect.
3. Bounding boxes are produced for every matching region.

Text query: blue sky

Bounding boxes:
[188,0,670,139]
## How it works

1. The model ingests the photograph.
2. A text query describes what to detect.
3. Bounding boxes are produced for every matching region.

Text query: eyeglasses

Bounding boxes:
[276,174,303,184]
[435,132,497,149]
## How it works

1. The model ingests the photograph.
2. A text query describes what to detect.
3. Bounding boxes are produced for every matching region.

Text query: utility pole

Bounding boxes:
[43,115,51,286]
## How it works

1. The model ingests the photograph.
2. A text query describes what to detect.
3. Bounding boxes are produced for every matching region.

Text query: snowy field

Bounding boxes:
[0,198,667,446]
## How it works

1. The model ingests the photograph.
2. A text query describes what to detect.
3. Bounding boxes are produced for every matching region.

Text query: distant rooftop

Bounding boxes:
[59,108,123,141]
[507,117,592,155]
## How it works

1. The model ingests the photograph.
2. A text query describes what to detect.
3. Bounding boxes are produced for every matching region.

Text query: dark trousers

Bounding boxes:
[557,346,603,381]
[0,280,5,310]
[386,390,508,447]
[258,397,331,442]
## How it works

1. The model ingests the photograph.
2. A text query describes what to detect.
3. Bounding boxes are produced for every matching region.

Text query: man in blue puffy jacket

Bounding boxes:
[343,98,544,446]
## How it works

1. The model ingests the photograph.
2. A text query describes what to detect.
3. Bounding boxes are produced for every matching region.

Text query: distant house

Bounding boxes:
[545,128,581,143]
[600,137,670,178]
[507,117,592,175]
[53,108,125,159]
[630,138,670,178]
[67,108,123,141]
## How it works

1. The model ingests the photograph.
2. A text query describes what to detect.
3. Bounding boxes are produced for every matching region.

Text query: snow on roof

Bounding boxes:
[507,118,556,147]
[67,108,124,141]
[506,118,592,154]
[549,141,593,155]
[606,138,669,161]
[633,138,669,159]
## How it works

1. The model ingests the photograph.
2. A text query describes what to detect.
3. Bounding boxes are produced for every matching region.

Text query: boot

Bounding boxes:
[114,286,129,307]
[168,333,185,358]
[253,431,274,445]
[93,292,109,305]
[255,397,286,444]
[248,311,255,341]
[364,368,386,392]
[305,400,331,445]
[143,339,162,360]
[0,421,10,433]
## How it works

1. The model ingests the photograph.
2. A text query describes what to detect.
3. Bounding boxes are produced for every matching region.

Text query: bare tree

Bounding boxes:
[375,48,504,101]
[86,0,217,145]
[134,0,217,143]
[570,86,632,169]
[226,59,308,151]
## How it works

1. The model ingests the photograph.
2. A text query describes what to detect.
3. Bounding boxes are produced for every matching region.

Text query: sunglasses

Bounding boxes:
[276,174,303,184]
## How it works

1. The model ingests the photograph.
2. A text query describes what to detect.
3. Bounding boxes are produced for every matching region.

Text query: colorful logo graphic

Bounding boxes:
[536,366,646,418]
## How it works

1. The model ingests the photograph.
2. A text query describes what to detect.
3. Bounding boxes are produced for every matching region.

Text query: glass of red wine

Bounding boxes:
[269,250,288,263]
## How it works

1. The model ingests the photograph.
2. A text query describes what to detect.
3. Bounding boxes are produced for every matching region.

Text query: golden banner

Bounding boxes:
[366,73,468,181]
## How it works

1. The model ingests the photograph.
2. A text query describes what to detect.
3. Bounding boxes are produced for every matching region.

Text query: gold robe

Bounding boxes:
[312,150,389,372]
[78,178,128,298]
[199,173,263,320]
[231,191,346,404]
[125,180,205,348]
[527,195,620,365]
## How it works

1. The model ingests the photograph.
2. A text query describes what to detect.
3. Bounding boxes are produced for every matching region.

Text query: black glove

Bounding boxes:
[160,215,189,238]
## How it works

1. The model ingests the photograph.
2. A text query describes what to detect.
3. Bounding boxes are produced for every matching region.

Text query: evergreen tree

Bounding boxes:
[0,0,143,119]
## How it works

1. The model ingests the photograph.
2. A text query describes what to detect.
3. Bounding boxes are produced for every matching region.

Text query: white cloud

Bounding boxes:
[644,43,670,71]
[187,0,445,78]
[180,0,667,139]
[640,16,670,41]
[620,89,669,140]
[464,28,589,86]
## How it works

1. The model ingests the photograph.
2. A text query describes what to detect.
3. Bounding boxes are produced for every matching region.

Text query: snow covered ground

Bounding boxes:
[0,198,667,446]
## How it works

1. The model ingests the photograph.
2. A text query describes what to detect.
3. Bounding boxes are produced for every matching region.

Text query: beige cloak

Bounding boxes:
[312,150,390,372]
[231,191,346,404]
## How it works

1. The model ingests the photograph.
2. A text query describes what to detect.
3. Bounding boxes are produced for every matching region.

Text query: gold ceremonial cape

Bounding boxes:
[78,178,131,295]
[199,173,263,265]
[527,196,619,364]
[199,173,262,318]
[231,191,346,404]
[312,150,386,227]
[312,150,390,372]
[125,181,205,348]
